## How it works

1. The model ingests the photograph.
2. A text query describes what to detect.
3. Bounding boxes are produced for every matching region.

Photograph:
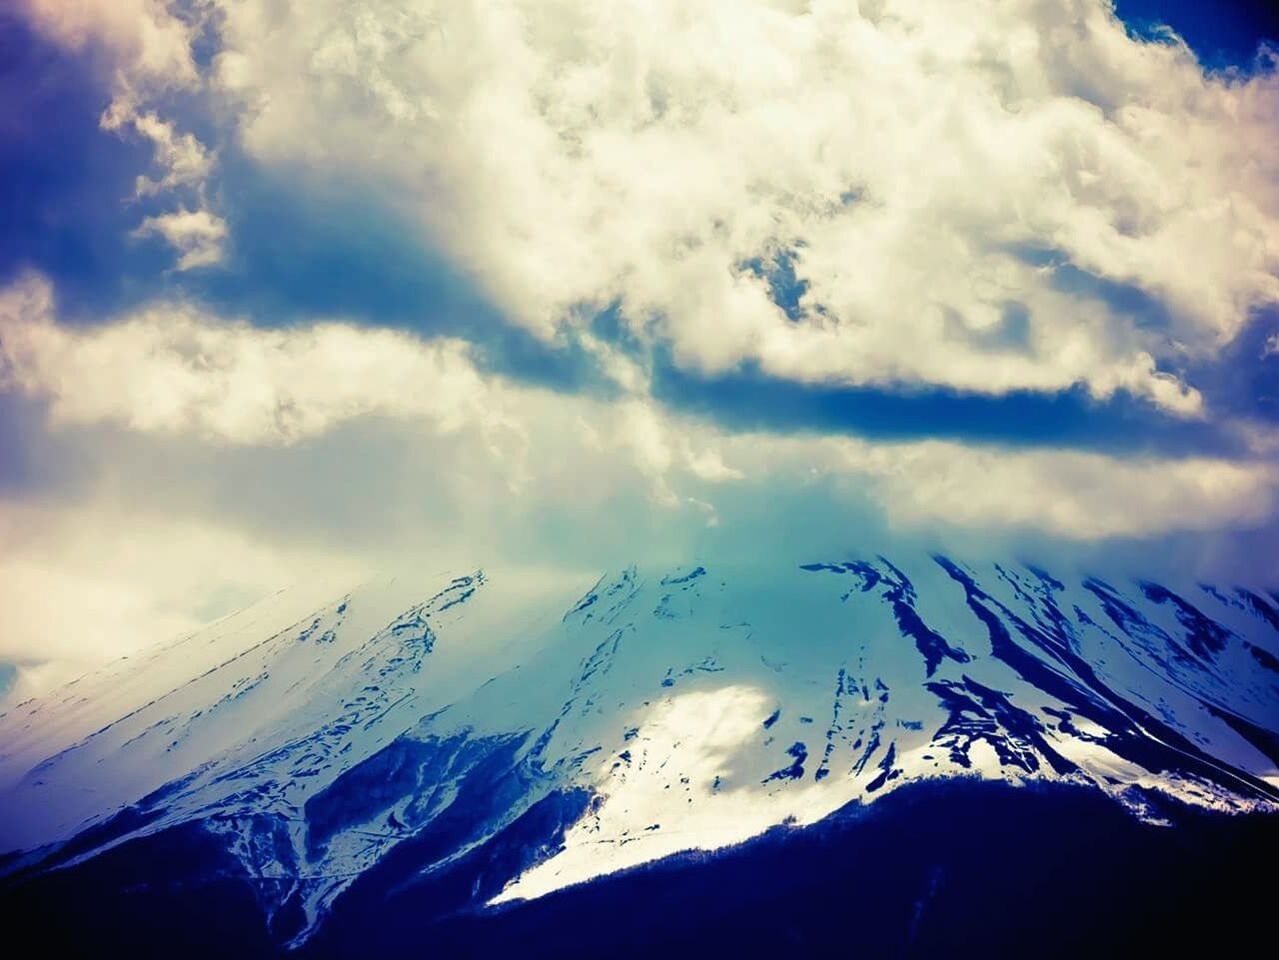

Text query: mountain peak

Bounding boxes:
[2,555,1277,947]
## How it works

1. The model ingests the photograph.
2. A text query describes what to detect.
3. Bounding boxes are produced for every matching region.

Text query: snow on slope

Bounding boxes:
[1,556,1277,945]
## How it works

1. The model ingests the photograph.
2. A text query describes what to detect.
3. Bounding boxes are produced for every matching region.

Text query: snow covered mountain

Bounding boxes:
[2,556,1278,953]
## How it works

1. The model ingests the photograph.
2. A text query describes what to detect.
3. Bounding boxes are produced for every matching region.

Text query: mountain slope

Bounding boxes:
[1,555,1277,949]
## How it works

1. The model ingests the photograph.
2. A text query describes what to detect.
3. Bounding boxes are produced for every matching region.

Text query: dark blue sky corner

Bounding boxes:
[1114,0,1279,67]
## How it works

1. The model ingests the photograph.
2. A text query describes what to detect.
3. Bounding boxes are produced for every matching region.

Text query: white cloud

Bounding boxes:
[99,90,226,268]
[21,0,198,86]
[132,208,228,269]
[0,273,495,444]
[3,272,1272,551]
[18,1,1276,411]
[200,0,1277,413]
[19,2,213,201]
[831,438,1277,539]
[101,97,217,197]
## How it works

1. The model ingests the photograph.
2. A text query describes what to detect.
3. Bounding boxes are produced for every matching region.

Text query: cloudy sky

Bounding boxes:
[1,0,1278,700]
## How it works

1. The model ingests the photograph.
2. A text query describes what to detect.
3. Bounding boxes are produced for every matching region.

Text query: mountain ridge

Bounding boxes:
[2,554,1277,948]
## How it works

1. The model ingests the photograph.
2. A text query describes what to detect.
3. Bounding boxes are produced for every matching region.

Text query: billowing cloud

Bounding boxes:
[20,0,198,86]
[200,0,1277,413]
[0,273,493,443]
[15,1,1278,411]
[3,271,1272,546]
[4,3,1278,699]
[132,208,228,269]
